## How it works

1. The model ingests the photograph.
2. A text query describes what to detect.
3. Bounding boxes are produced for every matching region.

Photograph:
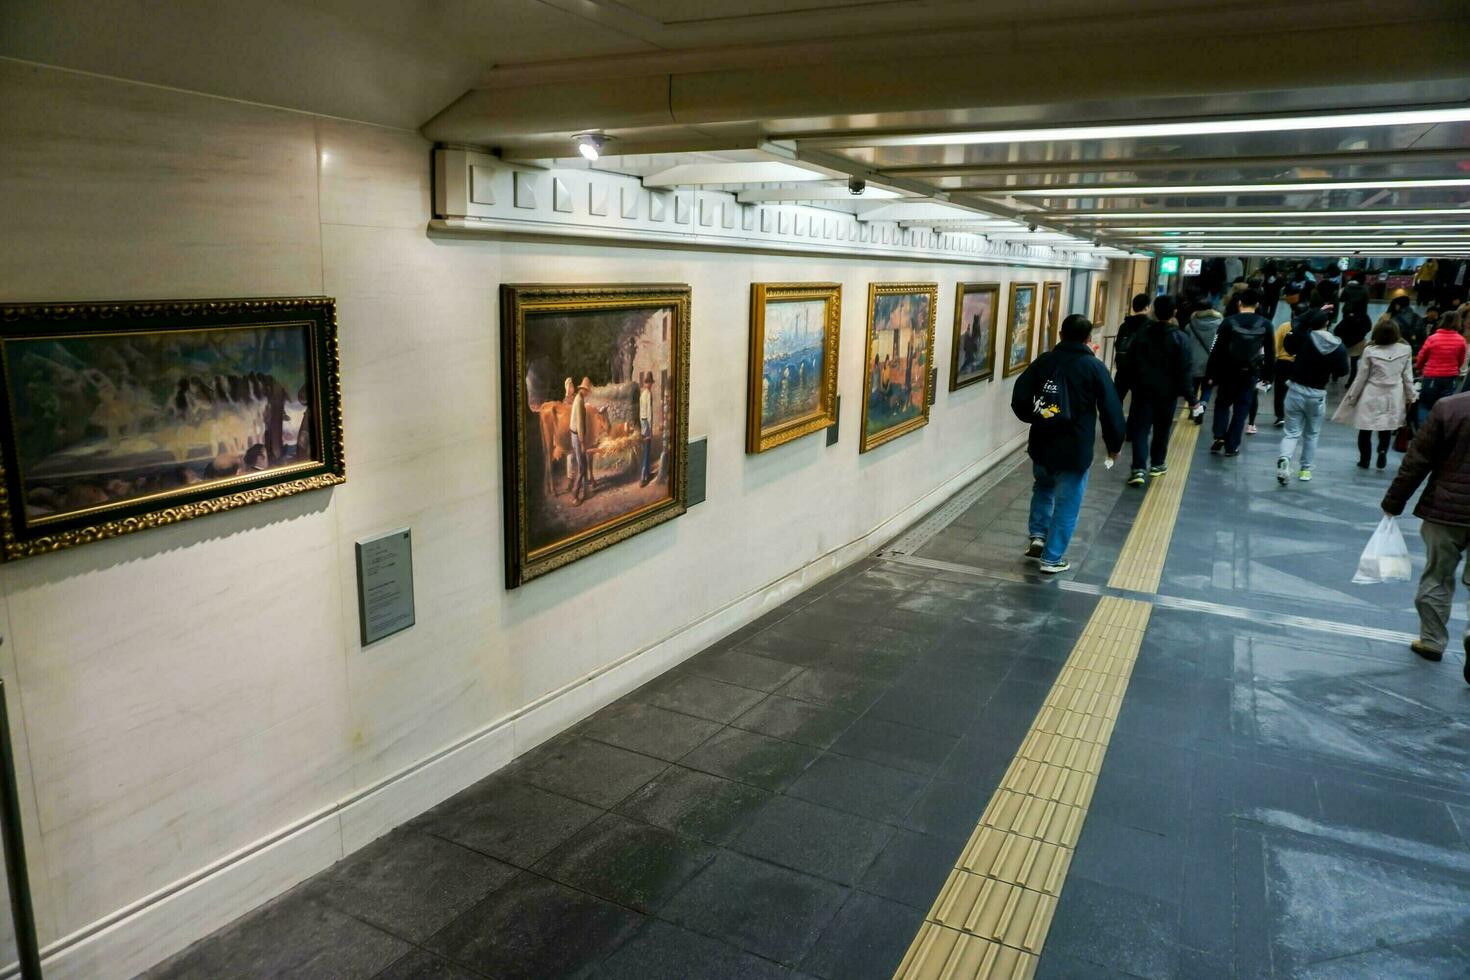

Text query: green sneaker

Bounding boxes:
[1148,463,1168,477]
[1127,470,1146,487]
[1298,468,1312,482]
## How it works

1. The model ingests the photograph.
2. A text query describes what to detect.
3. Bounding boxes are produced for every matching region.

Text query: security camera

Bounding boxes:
[848,177,866,195]
[1028,223,1038,233]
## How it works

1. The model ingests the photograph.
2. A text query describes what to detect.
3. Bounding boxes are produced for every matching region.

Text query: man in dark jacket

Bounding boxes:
[1276,309,1349,485]
[1207,287,1275,456]
[1011,315,1125,574]
[1119,294,1196,486]
[1383,391,1470,684]
[1112,292,1152,398]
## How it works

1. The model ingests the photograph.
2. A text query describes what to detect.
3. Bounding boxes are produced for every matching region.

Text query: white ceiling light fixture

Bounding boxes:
[1110,224,1470,233]
[573,132,611,161]
[811,107,1470,148]
[1049,208,1470,221]
[1004,178,1470,198]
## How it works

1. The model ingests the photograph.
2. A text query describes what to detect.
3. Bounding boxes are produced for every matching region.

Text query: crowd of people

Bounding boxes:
[1011,259,1470,684]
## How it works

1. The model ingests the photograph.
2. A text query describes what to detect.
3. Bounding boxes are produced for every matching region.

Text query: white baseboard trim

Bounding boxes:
[25,435,1026,980]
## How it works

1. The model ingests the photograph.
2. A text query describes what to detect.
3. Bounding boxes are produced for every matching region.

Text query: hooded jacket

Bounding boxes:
[1123,319,1194,401]
[1283,317,1349,390]
[1010,341,1125,473]
[1333,342,1415,432]
[1181,309,1222,378]
[1384,392,1470,527]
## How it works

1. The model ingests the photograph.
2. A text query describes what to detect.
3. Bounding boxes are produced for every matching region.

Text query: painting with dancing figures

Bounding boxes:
[1039,281,1062,353]
[0,297,345,560]
[950,283,999,390]
[501,284,690,587]
[860,283,937,452]
[747,283,840,453]
[1004,283,1037,378]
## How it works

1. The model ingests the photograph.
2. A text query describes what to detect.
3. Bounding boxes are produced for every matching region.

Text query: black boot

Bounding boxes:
[1377,451,1388,469]
[1357,456,1369,469]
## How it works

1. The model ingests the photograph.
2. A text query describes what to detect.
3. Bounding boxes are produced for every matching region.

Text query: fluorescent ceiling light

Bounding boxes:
[1111,224,1469,233]
[1005,178,1470,197]
[831,107,1470,148]
[1049,208,1470,220]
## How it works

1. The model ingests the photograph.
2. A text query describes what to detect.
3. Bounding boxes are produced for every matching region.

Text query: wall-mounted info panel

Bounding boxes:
[356,527,415,645]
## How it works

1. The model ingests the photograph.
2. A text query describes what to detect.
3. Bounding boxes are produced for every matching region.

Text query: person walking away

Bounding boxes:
[1183,303,1222,424]
[1335,298,1373,387]
[1381,390,1470,684]
[1340,273,1369,312]
[1415,312,1466,424]
[1207,287,1274,456]
[1010,315,1125,574]
[1386,295,1428,354]
[1270,295,1302,426]
[1223,256,1245,290]
[1416,259,1439,307]
[1277,310,1349,485]
[1334,321,1415,469]
[1261,261,1282,320]
[1119,295,1196,486]
[1112,292,1152,401]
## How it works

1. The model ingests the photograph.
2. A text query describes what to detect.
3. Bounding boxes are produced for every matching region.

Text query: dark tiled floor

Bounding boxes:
[147,401,1470,979]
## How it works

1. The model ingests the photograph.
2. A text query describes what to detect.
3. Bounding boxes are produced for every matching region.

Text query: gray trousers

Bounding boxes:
[1415,519,1470,652]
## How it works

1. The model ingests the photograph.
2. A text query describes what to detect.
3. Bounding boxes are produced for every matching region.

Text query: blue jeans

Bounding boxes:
[1028,463,1090,565]
[1211,380,1256,452]
[1421,376,1457,423]
[1278,383,1326,469]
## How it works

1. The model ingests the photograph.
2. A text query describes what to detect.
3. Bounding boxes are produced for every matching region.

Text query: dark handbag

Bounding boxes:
[1394,426,1411,453]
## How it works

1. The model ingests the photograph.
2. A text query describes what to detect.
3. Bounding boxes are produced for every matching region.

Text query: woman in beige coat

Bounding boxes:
[1334,321,1416,469]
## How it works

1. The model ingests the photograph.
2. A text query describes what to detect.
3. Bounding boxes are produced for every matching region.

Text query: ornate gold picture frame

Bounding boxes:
[859,282,938,453]
[1092,278,1109,328]
[950,283,999,390]
[1003,282,1037,378]
[0,297,345,561]
[500,283,691,588]
[1040,281,1063,354]
[747,283,841,453]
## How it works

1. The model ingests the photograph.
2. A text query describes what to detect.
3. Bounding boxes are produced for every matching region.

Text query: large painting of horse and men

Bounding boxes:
[746,283,841,453]
[860,283,938,453]
[500,284,690,587]
[0,297,345,560]
[950,283,998,390]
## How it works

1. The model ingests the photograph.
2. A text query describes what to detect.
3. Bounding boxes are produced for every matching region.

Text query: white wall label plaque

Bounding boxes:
[356,528,416,645]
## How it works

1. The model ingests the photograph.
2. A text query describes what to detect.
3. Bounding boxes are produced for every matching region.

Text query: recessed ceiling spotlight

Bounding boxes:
[573,132,611,161]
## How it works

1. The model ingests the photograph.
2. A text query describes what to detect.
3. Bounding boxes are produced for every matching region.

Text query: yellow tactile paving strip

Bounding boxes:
[895,412,1199,980]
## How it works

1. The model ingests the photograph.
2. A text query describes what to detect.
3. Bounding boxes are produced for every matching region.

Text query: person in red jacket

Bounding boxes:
[1415,312,1467,424]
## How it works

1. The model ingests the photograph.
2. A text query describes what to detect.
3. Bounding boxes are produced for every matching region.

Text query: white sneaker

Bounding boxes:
[1191,403,1205,419]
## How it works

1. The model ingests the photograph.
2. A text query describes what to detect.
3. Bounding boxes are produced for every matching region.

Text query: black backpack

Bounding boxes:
[1224,322,1267,374]
[1025,355,1073,425]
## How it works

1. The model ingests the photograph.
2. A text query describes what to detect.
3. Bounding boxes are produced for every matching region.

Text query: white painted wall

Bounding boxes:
[0,58,1078,978]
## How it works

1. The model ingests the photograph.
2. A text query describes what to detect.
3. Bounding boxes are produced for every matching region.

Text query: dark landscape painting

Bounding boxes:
[951,283,998,389]
[0,297,344,559]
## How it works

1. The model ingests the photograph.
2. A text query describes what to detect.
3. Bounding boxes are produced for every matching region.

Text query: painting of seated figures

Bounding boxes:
[0,297,345,560]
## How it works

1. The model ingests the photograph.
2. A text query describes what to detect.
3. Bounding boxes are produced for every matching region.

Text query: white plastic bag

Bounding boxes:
[1352,516,1412,584]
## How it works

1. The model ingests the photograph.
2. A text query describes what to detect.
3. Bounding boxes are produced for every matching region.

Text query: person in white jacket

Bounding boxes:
[1333,321,1417,469]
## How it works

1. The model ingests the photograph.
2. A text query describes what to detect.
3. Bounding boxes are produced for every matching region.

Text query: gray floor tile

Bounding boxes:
[785,752,929,824]
[776,666,890,713]
[144,894,410,980]
[372,949,483,980]
[515,736,669,808]
[1068,815,1185,906]
[660,851,848,967]
[426,778,603,868]
[1042,877,1180,980]
[681,726,822,791]
[592,921,790,980]
[303,830,515,942]
[425,872,644,978]
[902,777,993,842]
[731,795,892,886]
[799,891,924,980]
[680,647,805,692]
[581,702,724,762]
[859,828,962,909]
[731,693,858,748]
[532,812,715,913]
[830,716,957,776]
[615,765,771,844]
[638,672,768,723]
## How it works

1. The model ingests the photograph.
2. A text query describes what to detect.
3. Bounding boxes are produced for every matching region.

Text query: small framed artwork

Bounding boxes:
[1039,281,1063,354]
[1003,283,1037,378]
[1092,279,1109,328]
[0,297,345,560]
[949,283,999,390]
[860,282,938,453]
[500,283,691,587]
[747,282,841,453]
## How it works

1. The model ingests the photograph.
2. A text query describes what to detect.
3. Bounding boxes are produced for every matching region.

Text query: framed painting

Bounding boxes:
[1003,283,1037,378]
[0,297,345,560]
[746,283,841,453]
[1038,281,1063,354]
[860,283,937,453]
[949,283,999,390]
[1092,278,1109,327]
[500,283,690,587]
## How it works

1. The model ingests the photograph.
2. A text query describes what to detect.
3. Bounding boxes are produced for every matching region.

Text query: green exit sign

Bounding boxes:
[1159,256,1180,274]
